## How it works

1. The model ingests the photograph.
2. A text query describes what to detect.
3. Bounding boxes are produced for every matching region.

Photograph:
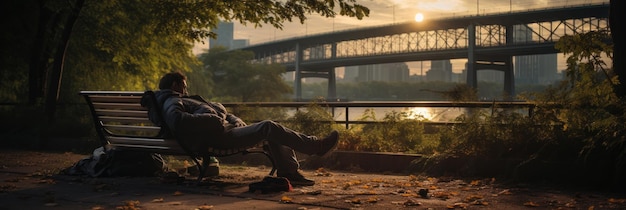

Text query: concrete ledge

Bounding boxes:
[303,151,423,173]
[219,150,423,174]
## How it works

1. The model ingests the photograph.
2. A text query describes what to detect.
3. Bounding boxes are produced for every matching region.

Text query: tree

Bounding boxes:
[610,0,624,98]
[551,29,625,190]
[198,48,292,102]
[12,0,369,118]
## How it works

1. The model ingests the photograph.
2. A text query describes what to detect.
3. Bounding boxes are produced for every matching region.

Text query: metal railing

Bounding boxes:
[221,101,539,129]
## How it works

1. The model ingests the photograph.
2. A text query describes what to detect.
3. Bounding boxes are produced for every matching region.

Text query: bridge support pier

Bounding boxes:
[473,55,516,100]
[294,43,302,101]
[328,68,337,101]
[467,24,516,100]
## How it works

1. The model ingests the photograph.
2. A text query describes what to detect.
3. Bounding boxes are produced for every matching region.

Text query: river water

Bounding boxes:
[327,107,466,122]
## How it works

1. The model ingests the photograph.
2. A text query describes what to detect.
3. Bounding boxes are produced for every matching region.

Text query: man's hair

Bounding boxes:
[158,72,186,90]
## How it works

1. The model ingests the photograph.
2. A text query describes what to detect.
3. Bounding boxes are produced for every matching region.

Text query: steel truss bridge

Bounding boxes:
[235,3,610,101]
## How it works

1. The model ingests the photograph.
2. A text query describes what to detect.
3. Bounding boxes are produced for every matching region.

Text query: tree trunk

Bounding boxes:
[28,1,59,105]
[43,0,85,120]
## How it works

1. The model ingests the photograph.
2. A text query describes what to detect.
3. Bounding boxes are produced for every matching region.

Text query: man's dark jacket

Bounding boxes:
[142,89,244,150]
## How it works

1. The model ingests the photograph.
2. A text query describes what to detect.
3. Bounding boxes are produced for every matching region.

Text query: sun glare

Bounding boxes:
[406,107,432,120]
[414,13,424,22]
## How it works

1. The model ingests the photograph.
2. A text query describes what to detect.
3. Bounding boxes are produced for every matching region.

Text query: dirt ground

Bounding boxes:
[1,149,626,209]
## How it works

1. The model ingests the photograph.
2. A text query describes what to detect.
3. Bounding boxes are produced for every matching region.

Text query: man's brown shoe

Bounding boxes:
[316,130,339,156]
[278,172,315,186]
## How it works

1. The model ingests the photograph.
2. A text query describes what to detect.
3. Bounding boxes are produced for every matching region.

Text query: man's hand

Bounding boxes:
[234,120,247,127]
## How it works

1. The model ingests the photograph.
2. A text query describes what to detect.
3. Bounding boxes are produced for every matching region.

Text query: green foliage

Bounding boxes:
[227,106,289,125]
[302,81,547,101]
[328,108,436,154]
[357,110,426,153]
[282,103,336,138]
[198,48,292,102]
[438,108,553,159]
[548,30,625,163]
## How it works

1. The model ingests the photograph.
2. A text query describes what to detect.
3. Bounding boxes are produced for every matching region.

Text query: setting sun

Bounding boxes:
[414,13,424,22]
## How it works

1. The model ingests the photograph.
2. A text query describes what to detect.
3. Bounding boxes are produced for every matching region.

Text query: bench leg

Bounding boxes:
[262,144,277,176]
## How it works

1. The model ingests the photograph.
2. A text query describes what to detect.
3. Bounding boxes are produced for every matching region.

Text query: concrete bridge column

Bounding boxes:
[327,68,336,101]
[504,56,515,99]
[329,43,337,101]
[466,24,477,89]
[294,43,302,101]
[504,25,515,99]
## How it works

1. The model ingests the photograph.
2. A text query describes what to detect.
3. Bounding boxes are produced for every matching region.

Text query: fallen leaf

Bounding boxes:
[44,203,58,207]
[280,196,293,203]
[403,199,421,206]
[447,202,468,209]
[523,201,540,207]
[37,179,55,184]
[366,196,379,203]
[498,189,512,195]
[464,194,484,202]
[356,190,376,195]
[196,205,214,210]
[471,200,489,206]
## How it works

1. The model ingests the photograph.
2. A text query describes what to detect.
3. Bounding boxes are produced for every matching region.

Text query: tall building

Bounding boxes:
[209,21,249,50]
[426,60,452,82]
[343,63,410,82]
[512,25,558,85]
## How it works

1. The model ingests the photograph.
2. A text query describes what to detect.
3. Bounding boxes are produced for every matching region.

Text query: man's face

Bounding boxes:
[172,80,188,95]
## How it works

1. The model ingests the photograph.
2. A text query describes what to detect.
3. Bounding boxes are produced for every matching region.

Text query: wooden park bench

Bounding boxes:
[79,91,276,181]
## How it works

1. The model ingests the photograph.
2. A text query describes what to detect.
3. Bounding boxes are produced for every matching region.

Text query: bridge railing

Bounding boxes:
[221,101,542,129]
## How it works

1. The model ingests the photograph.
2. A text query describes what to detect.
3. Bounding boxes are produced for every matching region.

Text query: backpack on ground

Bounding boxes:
[64,147,167,177]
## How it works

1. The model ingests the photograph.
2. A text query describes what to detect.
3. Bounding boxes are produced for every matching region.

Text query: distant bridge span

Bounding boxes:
[234,3,610,101]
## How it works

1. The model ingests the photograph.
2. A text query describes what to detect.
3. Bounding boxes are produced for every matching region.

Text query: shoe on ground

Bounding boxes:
[278,172,315,186]
[249,176,293,193]
[316,130,339,156]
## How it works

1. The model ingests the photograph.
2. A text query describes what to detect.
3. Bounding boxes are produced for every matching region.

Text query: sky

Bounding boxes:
[193,0,608,75]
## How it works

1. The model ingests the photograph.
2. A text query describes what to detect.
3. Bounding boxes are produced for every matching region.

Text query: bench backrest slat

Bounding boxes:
[88,95,142,103]
[95,109,149,118]
[103,124,160,133]
[92,102,146,110]
[100,116,153,125]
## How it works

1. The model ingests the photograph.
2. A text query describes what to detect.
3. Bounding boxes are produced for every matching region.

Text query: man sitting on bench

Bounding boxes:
[153,72,339,186]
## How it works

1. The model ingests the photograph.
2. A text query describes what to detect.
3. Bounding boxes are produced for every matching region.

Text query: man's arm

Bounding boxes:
[201,101,246,127]
[162,97,225,137]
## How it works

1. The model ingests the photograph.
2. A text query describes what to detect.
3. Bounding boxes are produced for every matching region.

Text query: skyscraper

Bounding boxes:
[209,21,249,50]
[426,60,453,82]
[512,25,558,85]
[345,63,409,82]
